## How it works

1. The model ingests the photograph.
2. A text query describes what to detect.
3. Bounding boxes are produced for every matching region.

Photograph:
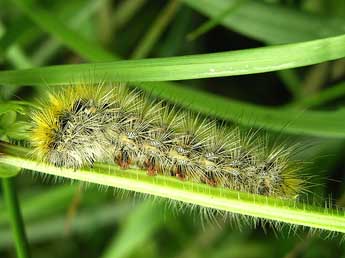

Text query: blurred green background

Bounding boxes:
[1,0,345,257]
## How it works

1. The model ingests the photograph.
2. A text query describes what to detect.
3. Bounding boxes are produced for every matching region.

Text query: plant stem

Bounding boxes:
[2,177,31,258]
[1,142,345,234]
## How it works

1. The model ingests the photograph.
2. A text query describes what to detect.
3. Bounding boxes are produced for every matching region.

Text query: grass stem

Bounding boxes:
[2,177,31,258]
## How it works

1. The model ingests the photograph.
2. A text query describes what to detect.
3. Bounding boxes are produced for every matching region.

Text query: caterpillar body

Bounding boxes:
[31,83,303,198]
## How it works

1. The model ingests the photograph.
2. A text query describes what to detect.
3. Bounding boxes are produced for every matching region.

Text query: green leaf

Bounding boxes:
[0,163,20,178]
[0,102,26,115]
[0,142,344,234]
[0,103,31,140]
[5,122,32,140]
[0,110,16,127]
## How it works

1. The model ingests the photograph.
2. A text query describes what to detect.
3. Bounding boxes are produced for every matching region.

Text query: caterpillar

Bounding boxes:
[31,83,303,198]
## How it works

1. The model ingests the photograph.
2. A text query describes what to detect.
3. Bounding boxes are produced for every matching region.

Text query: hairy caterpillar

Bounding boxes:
[31,83,303,198]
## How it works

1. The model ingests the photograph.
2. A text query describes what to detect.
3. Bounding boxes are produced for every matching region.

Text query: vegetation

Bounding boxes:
[1,0,345,257]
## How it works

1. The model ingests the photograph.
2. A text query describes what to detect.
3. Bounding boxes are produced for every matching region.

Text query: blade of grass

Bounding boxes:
[287,81,345,108]
[0,17,34,58]
[0,202,132,249]
[112,0,147,31]
[136,82,345,138]
[2,177,31,258]
[183,0,345,44]
[183,0,345,99]
[0,185,76,227]
[1,33,345,83]
[97,0,112,46]
[1,142,345,234]
[32,0,107,65]
[101,202,166,258]
[0,0,101,59]
[131,0,180,59]
[10,0,114,62]
[8,0,345,81]
[277,70,302,99]
[187,0,247,41]
[0,22,33,69]
[158,6,193,57]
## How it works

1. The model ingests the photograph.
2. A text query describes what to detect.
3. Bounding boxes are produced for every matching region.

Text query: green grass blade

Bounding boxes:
[0,185,76,227]
[31,0,106,65]
[131,0,180,59]
[112,0,147,30]
[0,22,33,69]
[0,142,345,234]
[0,33,345,83]
[2,177,31,258]
[184,0,312,99]
[11,0,114,62]
[183,0,345,44]
[276,70,302,99]
[187,0,247,41]
[0,202,132,249]
[101,202,165,258]
[7,0,345,82]
[288,81,345,108]
[136,82,345,138]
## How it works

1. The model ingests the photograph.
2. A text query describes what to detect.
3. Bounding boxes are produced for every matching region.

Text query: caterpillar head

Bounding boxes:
[30,85,116,168]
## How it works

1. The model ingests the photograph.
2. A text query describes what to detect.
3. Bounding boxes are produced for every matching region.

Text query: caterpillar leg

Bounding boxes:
[175,166,186,180]
[117,151,131,169]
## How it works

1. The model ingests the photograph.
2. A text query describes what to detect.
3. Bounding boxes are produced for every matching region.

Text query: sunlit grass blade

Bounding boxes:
[1,142,345,234]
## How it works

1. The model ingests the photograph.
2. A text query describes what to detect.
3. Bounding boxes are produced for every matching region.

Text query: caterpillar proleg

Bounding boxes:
[31,83,303,198]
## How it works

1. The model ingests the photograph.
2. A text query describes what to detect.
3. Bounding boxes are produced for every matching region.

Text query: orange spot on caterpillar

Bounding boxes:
[145,159,157,176]
[117,152,131,169]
